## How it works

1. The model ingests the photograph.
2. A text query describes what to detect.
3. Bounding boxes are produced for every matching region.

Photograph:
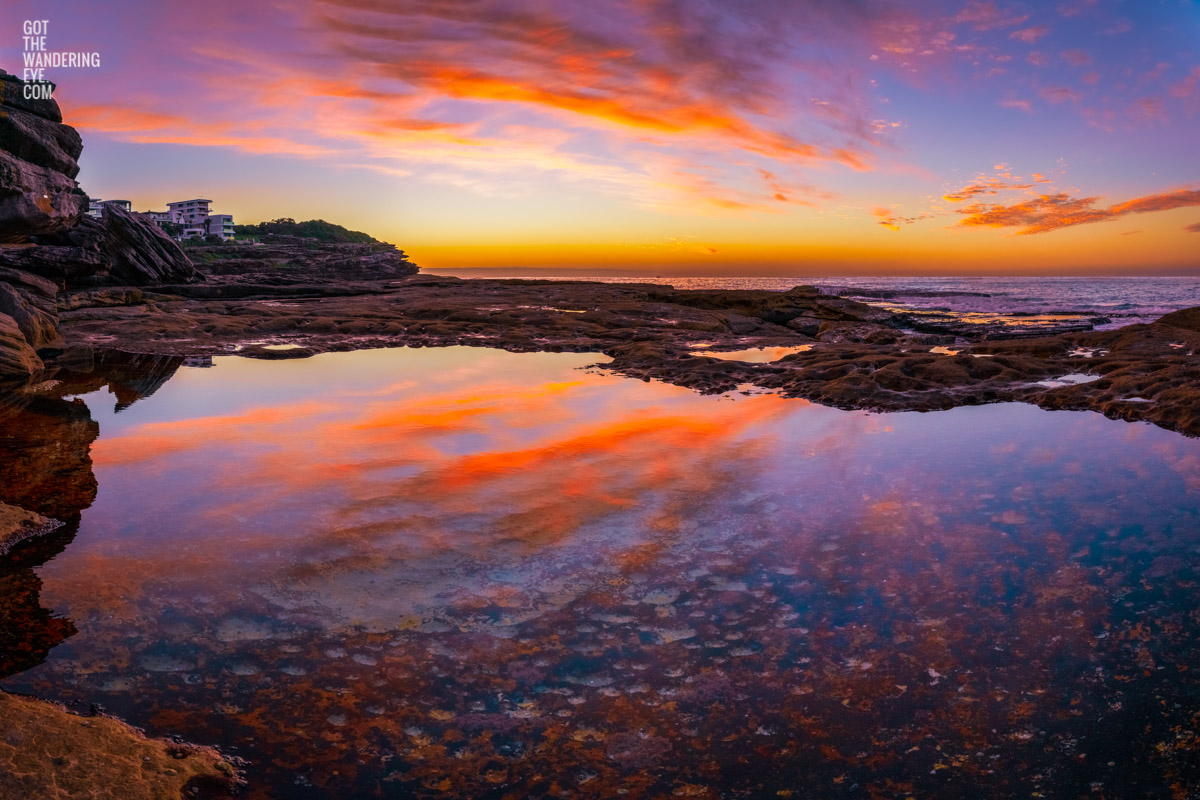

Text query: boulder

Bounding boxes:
[101,204,199,284]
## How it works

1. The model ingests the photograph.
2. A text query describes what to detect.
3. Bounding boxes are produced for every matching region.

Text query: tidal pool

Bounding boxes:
[689,345,812,363]
[2,346,1199,799]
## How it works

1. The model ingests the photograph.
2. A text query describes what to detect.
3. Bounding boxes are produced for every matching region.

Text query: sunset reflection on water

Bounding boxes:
[3,346,1200,799]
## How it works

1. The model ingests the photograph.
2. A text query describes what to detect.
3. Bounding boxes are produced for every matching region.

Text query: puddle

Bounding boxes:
[691,345,812,363]
[1034,373,1102,388]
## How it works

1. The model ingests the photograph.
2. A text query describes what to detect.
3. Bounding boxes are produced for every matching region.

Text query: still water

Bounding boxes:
[2,346,1199,798]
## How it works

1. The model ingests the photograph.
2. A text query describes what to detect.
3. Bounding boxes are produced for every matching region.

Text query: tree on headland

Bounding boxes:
[233,218,378,243]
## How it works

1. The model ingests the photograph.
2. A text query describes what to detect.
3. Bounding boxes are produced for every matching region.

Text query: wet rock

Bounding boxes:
[0,691,241,799]
[0,502,62,556]
[0,393,98,519]
[0,565,76,679]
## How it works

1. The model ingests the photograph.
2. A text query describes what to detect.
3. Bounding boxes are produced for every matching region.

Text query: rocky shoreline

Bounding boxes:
[41,271,1200,438]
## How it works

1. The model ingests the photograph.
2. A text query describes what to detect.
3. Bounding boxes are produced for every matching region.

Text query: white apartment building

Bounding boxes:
[204,214,235,240]
[167,199,212,226]
[87,198,132,218]
[140,198,236,241]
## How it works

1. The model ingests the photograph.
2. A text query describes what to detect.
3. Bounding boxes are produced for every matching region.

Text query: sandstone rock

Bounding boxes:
[58,286,144,311]
[0,69,62,123]
[1157,306,1200,332]
[0,265,60,348]
[20,209,198,287]
[0,502,62,556]
[0,394,98,519]
[195,237,417,281]
[0,69,84,243]
[0,105,83,177]
[0,147,87,242]
[100,204,200,285]
[21,215,115,282]
[0,312,41,379]
[0,691,241,799]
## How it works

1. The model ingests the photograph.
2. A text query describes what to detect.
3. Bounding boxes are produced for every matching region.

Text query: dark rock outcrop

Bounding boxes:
[31,204,200,286]
[0,312,41,379]
[0,265,61,348]
[192,235,417,283]
[0,70,200,380]
[0,70,86,242]
[0,71,62,123]
[1158,306,1200,332]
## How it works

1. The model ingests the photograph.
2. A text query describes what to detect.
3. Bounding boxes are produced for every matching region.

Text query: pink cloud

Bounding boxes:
[1061,49,1092,67]
[1041,86,1083,104]
[999,98,1034,113]
[954,1,1029,31]
[1010,25,1050,44]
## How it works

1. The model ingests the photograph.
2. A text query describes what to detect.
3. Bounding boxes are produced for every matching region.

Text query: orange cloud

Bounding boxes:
[871,206,929,231]
[957,188,1200,234]
[943,172,1036,202]
[873,206,900,231]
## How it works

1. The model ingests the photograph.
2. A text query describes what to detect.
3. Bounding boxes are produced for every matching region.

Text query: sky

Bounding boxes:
[5,0,1200,274]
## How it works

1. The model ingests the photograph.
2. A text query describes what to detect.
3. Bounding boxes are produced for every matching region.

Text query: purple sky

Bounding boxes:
[6,0,1200,272]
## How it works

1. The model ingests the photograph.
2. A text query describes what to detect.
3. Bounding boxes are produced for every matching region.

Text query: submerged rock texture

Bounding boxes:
[0,691,241,800]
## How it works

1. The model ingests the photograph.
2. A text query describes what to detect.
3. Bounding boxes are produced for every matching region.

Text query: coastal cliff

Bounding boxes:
[0,69,198,381]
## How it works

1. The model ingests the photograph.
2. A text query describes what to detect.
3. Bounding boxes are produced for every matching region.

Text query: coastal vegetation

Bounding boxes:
[232,218,378,243]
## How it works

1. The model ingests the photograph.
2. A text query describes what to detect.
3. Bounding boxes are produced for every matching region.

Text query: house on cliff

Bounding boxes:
[138,198,236,241]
